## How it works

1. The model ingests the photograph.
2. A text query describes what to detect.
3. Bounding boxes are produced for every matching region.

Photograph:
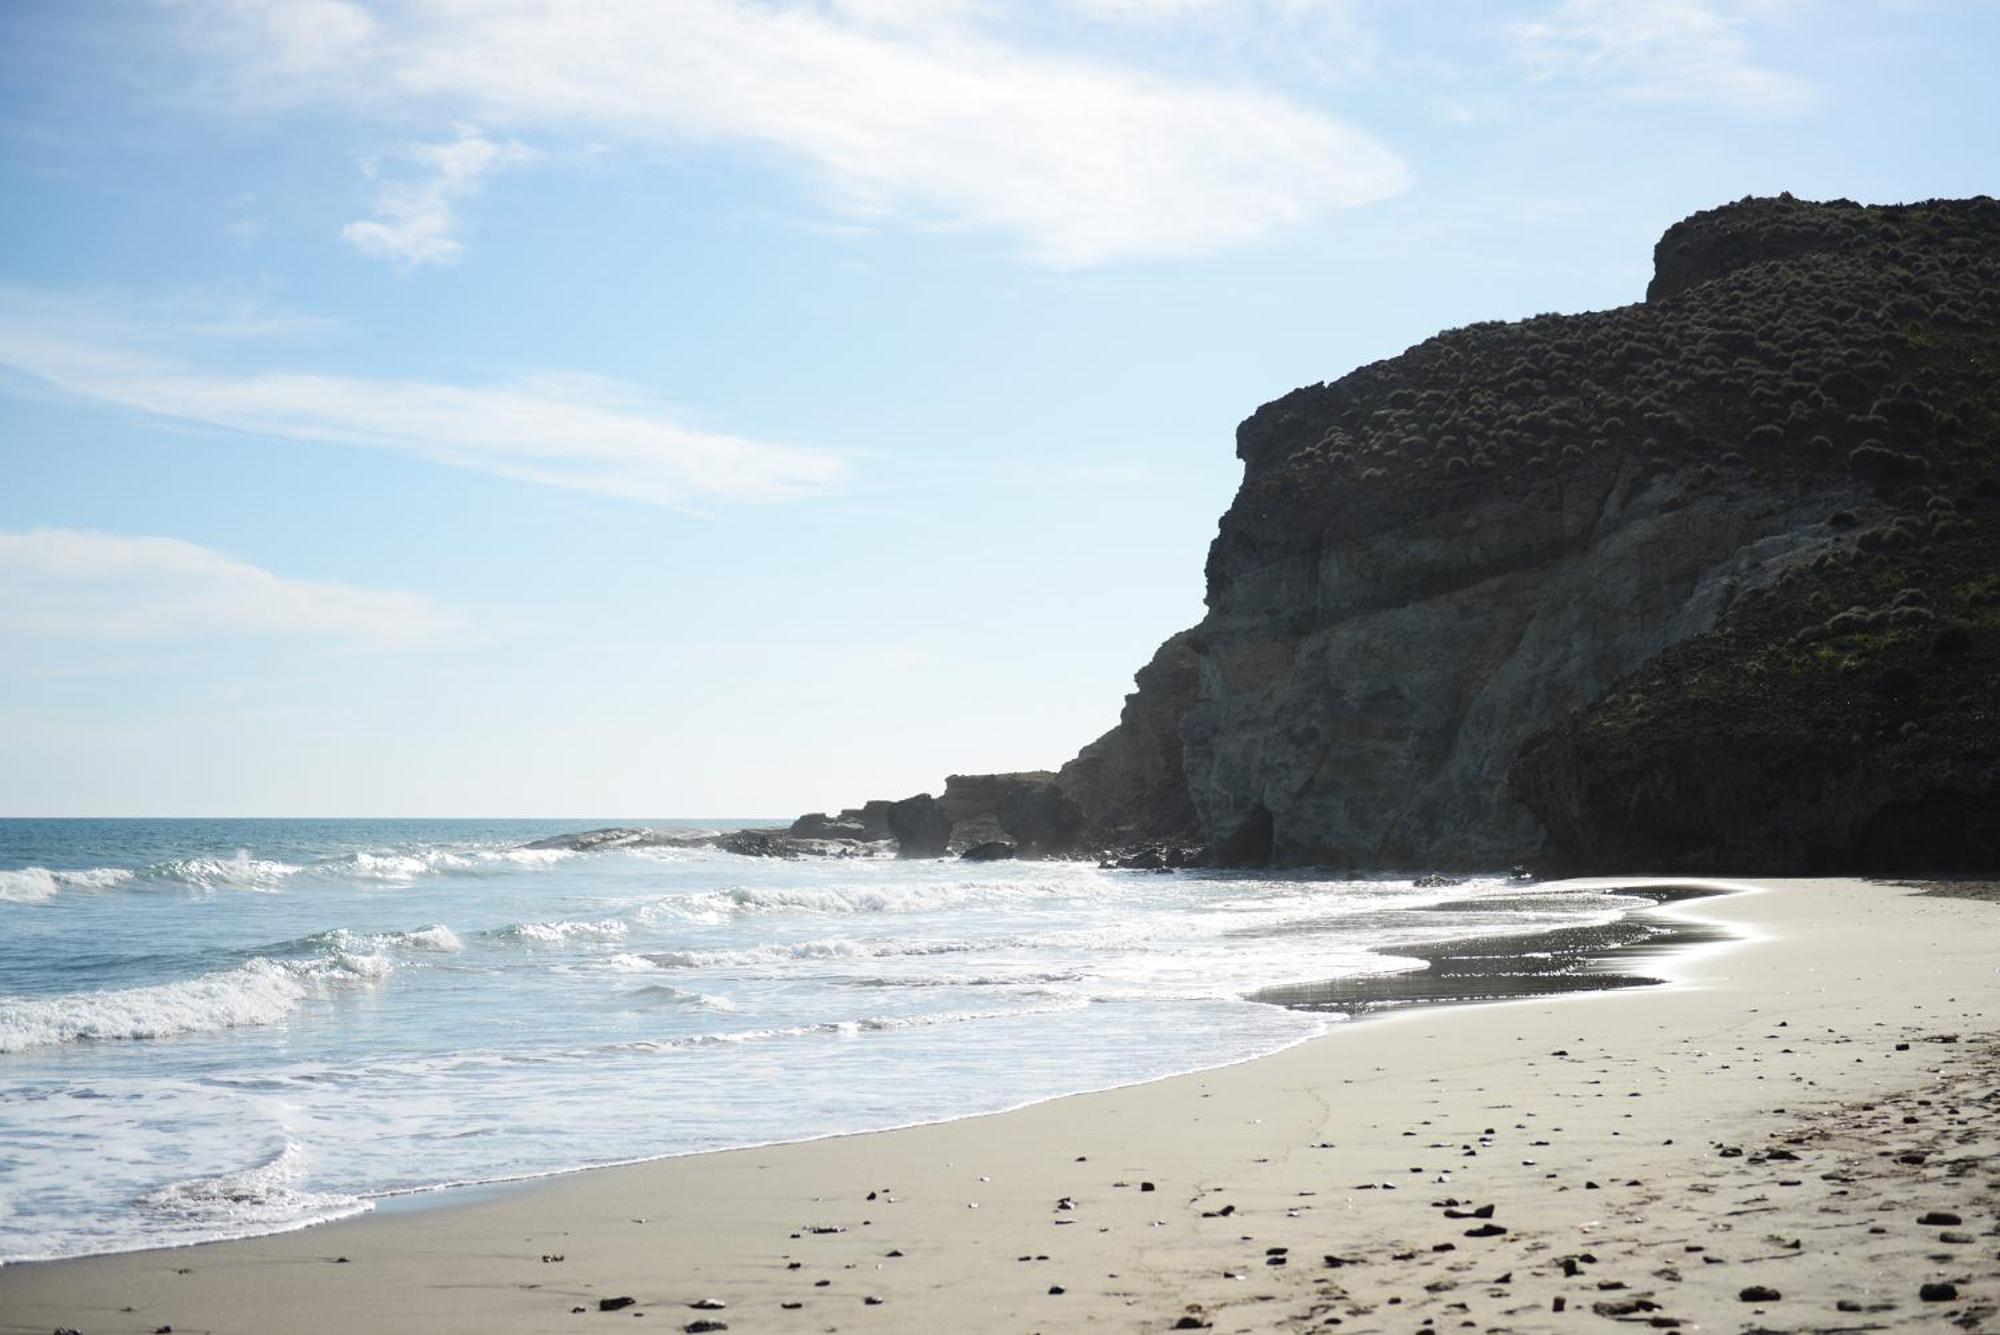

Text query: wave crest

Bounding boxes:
[495,918,629,944]
[0,953,389,1053]
[0,866,135,903]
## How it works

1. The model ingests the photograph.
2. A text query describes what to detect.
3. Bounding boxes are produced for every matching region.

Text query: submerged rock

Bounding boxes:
[960,841,1017,862]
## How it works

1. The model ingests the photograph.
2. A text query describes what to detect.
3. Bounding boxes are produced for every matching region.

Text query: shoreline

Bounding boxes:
[1,876,1992,1333]
[0,878,1727,1265]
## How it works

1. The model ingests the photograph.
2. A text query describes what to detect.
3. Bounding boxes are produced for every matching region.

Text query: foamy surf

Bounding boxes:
[0,865,134,902]
[0,952,390,1053]
[0,817,1681,1264]
[134,1141,372,1250]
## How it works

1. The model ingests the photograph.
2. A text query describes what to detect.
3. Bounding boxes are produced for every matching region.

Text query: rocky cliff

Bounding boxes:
[786,196,1998,871]
[1061,194,2000,871]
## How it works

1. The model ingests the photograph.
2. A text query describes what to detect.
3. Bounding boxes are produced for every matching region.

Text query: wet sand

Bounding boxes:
[1,876,1994,1334]
[1253,884,1730,1014]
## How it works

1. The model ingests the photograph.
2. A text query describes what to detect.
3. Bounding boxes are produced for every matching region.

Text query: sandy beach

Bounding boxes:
[2,875,1993,1334]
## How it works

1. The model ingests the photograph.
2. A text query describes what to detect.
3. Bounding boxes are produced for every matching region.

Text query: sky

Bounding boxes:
[1,0,1995,818]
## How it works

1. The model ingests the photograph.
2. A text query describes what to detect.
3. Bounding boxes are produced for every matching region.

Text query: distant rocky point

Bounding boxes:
[546,195,2000,873]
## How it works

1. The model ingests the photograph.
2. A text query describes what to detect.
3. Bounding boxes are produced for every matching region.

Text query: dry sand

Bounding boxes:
[2,876,1994,1334]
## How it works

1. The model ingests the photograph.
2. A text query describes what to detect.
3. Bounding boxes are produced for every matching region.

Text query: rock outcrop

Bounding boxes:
[788,801,894,843]
[778,196,1999,872]
[886,793,953,858]
[1065,195,2000,871]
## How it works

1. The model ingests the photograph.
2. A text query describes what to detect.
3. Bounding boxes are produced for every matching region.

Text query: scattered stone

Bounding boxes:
[599,1297,638,1312]
[1738,1286,1781,1303]
[1593,1299,1660,1317]
[1920,1282,1959,1302]
[1918,1211,1963,1226]
[689,1299,725,1311]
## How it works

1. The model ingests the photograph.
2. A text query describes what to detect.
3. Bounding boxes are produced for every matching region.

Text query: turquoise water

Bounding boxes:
[0,818,1639,1262]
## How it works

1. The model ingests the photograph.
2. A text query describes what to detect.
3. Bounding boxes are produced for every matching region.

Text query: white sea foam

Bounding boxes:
[138,1141,370,1239]
[152,851,303,891]
[608,1001,1090,1054]
[0,953,389,1053]
[498,917,630,943]
[0,866,135,903]
[643,935,983,969]
[654,876,1108,921]
[322,845,573,882]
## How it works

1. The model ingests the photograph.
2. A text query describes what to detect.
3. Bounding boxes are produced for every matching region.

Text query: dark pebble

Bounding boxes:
[1918,1212,1962,1226]
[1464,1224,1507,1238]
[1047,1285,1065,1295]
[684,1323,727,1334]
[1738,1286,1780,1302]
[1921,1282,1959,1302]
[600,1298,638,1312]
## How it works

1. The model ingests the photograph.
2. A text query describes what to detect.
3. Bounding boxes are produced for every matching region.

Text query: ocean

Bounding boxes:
[0,818,1650,1263]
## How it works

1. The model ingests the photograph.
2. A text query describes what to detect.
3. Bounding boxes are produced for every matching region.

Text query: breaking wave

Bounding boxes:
[653,877,1110,921]
[137,1141,370,1242]
[0,953,391,1053]
[0,866,134,903]
[0,844,578,904]
[494,917,629,944]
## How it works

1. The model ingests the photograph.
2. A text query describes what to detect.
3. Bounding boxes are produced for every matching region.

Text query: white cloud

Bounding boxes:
[341,128,535,269]
[0,288,847,507]
[182,0,1410,267]
[1510,0,1818,113]
[0,529,455,651]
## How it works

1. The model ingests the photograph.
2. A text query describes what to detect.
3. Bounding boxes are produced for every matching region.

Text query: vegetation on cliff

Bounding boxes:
[798,196,1999,872]
[1125,194,2000,871]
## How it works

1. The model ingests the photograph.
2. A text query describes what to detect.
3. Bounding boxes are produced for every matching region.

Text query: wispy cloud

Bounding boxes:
[0,528,455,651]
[341,128,535,269]
[0,288,847,507]
[180,0,1410,267]
[1510,0,1818,113]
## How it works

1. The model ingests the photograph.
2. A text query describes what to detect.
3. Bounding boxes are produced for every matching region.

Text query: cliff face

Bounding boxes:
[1062,195,2000,871]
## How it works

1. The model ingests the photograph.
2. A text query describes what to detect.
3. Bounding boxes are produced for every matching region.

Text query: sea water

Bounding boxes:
[0,818,1643,1262]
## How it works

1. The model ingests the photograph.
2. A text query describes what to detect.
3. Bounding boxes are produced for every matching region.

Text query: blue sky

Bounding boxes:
[1,0,1994,817]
